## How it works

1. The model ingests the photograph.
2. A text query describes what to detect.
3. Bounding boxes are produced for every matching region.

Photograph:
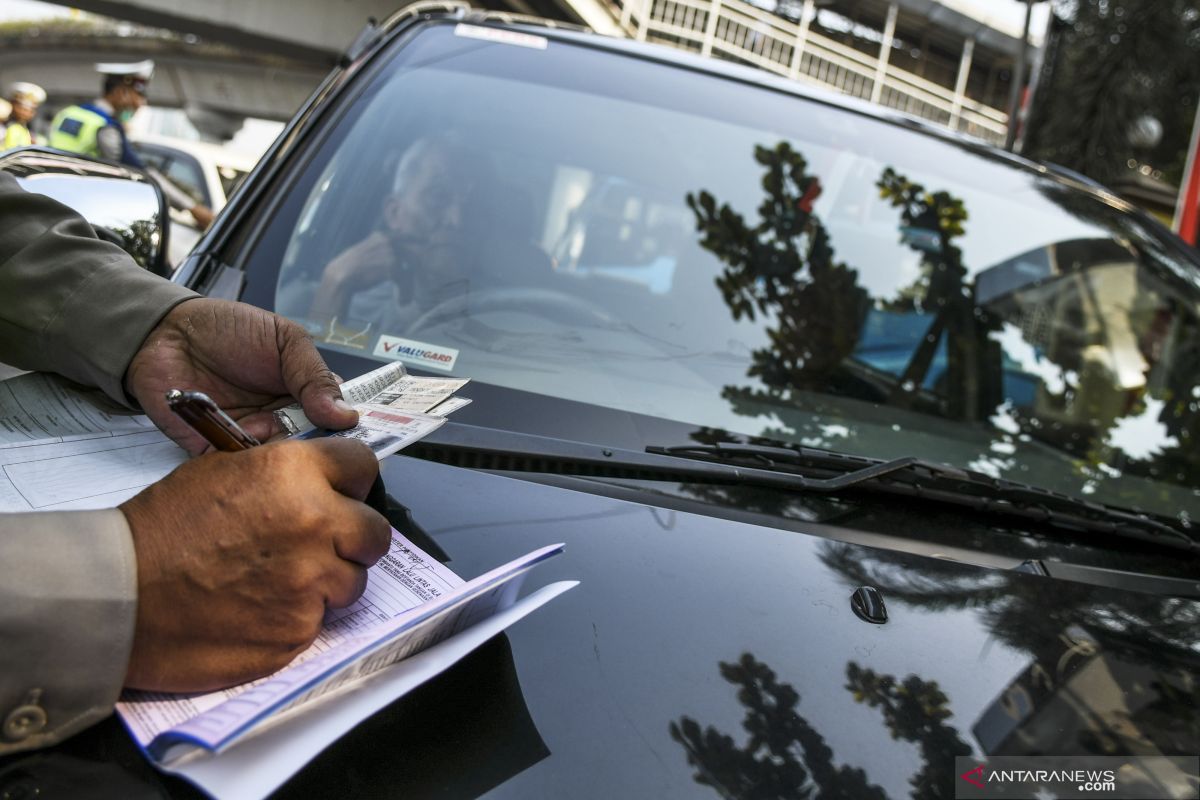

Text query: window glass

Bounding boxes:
[258,24,1200,519]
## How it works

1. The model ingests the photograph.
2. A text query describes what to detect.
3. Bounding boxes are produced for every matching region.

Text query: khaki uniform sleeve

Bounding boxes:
[0,510,137,754]
[0,170,197,403]
[0,170,194,753]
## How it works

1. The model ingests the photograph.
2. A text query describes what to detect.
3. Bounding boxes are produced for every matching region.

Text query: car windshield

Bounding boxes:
[260,22,1200,522]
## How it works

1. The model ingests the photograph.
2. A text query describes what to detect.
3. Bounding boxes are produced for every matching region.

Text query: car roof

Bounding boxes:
[132,132,261,173]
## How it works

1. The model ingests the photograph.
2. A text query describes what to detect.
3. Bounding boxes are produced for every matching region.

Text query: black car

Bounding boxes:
[7,6,1200,798]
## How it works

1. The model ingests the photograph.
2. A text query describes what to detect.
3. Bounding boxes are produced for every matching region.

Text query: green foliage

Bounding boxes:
[875,167,969,314]
[1023,0,1200,186]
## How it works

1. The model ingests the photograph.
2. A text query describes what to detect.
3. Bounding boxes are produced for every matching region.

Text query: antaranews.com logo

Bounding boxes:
[953,756,1199,799]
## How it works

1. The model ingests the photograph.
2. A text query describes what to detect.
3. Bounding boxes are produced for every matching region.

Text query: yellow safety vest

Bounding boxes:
[48,105,109,158]
[2,122,32,149]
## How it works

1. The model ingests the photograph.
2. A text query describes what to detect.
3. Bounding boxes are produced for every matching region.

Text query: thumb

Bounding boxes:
[276,318,358,430]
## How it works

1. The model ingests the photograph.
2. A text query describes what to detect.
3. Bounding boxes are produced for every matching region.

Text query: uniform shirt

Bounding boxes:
[0,170,197,754]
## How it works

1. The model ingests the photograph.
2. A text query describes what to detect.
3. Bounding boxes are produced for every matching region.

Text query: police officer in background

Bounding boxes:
[1,82,46,149]
[50,60,215,228]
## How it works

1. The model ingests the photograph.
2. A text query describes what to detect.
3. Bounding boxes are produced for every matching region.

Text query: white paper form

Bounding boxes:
[163,580,578,800]
[118,528,465,745]
[275,362,408,435]
[375,375,470,414]
[0,372,158,448]
[118,533,566,763]
[0,372,188,512]
[275,363,470,436]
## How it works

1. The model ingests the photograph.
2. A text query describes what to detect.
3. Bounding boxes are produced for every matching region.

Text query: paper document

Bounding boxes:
[0,374,187,512]
[0,372,159,448]
[312,404,446,459]
[0,363,464,513]
[117,530,566,763]
[276,363,469,435]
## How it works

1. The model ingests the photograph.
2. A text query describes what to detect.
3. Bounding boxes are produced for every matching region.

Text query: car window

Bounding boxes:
[249,23,1200,521]
[134,143,210,206]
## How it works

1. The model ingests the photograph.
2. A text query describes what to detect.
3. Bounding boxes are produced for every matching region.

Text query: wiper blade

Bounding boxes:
[648,443,1199,554]
[402,423,1198,554]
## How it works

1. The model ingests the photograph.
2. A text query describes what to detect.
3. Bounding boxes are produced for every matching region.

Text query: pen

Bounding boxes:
[165,388,391,515]
[165,389,261,452]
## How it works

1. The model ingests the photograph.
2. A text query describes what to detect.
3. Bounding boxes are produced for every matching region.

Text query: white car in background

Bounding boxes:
[131,133,261,264]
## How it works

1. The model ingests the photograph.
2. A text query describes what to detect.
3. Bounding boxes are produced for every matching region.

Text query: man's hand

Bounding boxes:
[119,438,390,691]
[125,298,357,454]
[189,203,215,230]
[309,231,397,320]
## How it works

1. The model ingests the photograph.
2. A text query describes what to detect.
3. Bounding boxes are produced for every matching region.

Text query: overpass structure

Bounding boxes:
[14,0,1031,144]
[0,24,323,138]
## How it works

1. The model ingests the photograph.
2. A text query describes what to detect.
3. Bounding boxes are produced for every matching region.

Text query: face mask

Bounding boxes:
[117,109,135,124]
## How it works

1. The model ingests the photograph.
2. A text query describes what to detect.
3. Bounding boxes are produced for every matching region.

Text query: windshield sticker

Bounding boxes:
[454,23,548,50]
[373,335,459,372]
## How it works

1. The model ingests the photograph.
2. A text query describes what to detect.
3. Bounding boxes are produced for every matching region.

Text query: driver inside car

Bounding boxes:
[305,136,481,340]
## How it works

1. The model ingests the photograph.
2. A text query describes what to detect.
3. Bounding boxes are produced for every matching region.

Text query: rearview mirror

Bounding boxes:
[0,146,170,277]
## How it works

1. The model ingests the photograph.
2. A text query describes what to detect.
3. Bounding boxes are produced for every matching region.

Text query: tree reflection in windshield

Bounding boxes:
[684,142,1200,517]
[670,653,969,799]
[687,142,871,401]
[874,167,999,422]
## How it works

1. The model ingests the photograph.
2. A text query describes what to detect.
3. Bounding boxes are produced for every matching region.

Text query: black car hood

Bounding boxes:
[272,453,1198,800]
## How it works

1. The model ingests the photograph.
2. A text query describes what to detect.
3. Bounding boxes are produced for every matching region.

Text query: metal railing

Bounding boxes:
[608,0,1009,143]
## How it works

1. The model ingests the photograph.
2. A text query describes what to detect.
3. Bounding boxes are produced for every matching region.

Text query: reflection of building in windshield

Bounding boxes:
[976,237,1192,470]
[972,625,1198,798]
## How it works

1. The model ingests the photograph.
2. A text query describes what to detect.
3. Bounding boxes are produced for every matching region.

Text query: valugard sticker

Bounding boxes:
[373,336,459,372]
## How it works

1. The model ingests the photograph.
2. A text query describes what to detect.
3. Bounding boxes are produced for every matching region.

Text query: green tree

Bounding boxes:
[1023,1,1200,186]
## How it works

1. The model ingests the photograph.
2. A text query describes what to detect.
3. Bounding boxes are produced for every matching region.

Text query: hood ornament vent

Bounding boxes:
[850,586,888,624]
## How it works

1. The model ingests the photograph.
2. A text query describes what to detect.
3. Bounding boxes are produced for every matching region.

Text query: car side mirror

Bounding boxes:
[0,146,171,277]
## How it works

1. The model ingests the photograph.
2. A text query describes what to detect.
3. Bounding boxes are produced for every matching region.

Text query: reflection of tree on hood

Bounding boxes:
[688,142,870,401]
[818,540,1200,755]
[669,653,970,800]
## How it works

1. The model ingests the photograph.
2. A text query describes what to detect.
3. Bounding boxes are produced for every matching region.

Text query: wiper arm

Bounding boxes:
[403,423,1198,554]
[648,443,1199,554]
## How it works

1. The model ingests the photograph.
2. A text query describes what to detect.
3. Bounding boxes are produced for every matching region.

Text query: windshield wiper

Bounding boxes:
[647,442,1198,554]
[404,423,1198,554]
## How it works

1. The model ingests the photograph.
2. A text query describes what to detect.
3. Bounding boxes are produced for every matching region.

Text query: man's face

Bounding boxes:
[383,152,471,248]
[10,100,35,124]
[109,84,147,117]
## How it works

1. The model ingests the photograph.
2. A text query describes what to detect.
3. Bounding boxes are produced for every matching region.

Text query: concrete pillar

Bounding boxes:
[869,1,898,105]
[701,0,724,57]
[636,0,651,41]
[788,0,816,80]
[949,37,975,130]
[620,0,634,31]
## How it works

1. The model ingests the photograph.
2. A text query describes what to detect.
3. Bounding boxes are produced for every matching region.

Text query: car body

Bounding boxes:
[6,6,1199,798]
[131,134,260,265]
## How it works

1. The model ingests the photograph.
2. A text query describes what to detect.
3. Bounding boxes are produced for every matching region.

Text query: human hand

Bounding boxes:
[310,231,397,320]
[119,437,390,691]
[189,203,215,229]
[125,298,358,455]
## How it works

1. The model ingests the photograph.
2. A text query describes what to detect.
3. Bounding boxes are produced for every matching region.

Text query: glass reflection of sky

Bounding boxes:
[15,174,159,230]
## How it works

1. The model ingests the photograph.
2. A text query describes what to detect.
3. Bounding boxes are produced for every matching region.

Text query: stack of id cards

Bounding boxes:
[276,362,470,459]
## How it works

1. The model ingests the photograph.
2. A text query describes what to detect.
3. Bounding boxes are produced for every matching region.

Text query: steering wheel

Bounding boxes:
[404,287,621,336]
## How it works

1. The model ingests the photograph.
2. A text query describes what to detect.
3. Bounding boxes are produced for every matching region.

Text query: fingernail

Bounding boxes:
[334,398,355,415]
